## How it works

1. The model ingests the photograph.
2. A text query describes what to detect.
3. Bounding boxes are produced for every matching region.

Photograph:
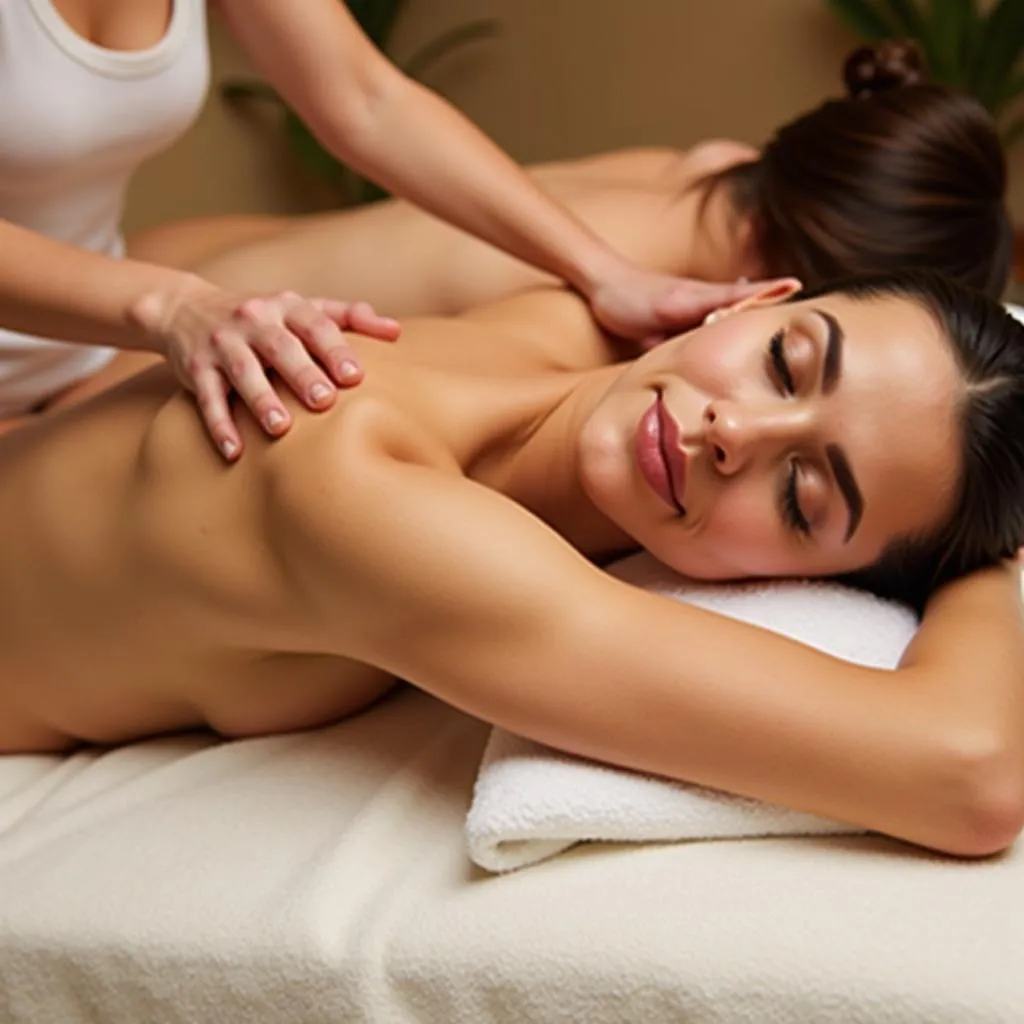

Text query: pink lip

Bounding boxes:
[635,391,688,514]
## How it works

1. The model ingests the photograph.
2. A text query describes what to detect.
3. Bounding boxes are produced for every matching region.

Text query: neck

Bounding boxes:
[471,365,639,560]
[699,167,766,282]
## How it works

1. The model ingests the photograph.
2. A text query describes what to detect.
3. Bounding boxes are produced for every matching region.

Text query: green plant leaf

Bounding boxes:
[824,0,895,39]
[356,177,391,205]
[927,0,977,87]
[284,111,347,189]
[880,0,926,37]
[345,0,409,50]
[968,0,1024,111]
[912,0,959,86]
[220,0,504,205]
[219,79,283,105]
[404,19,501,80]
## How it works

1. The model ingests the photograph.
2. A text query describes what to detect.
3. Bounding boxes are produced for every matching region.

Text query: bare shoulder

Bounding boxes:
[267,396,609,661]
[453,288,631,372]
[533,140,757,191]
[679,138,759,178]
[531,147,689,183]
[604,141,757,186]
[353,296,622,378]
[267,383,452,500]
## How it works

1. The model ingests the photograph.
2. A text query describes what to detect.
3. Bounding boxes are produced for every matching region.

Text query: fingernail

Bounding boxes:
[309,383,332,404]
[219,438,239,460]
[264,409,287,432]
[338,360,360,381]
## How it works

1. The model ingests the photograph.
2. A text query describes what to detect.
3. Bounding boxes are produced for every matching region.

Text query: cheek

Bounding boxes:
[673,329,754,390]
[702,492,784,573]
[662,485,798,579]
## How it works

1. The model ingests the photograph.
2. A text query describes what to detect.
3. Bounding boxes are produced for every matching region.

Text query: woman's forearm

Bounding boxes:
[283,439,1024,857]
[902,563,1024,767]
[0,218,199,351]
[577,567,1024,857]
[306,71,631,298]
[458,565,1024,857]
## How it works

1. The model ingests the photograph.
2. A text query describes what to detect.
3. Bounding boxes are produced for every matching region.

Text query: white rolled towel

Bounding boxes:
[466,551,919,873]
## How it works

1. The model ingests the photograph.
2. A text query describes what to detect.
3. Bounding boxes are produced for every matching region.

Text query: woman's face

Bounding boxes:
[578,292,964,580]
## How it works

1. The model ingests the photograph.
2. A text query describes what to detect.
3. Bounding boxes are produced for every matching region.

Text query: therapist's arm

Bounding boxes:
[0,217,398,454]
[0,216,199,350]
[217,0,777,340]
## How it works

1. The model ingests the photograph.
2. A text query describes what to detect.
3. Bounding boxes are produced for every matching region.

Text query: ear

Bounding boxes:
[704,278,802,324]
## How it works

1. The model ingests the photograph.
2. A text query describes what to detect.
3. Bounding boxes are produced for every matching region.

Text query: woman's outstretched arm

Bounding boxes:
[280,442,1024,859]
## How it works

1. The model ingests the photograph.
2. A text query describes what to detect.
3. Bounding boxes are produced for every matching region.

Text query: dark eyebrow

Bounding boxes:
[812,308,844,395]
[826,443,864,542]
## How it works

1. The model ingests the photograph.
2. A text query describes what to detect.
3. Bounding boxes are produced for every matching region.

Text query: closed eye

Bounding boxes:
[782,460,811,535]
[770,330,794,394]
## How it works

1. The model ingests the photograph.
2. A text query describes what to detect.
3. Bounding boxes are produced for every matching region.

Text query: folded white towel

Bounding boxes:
[466,551,919,872]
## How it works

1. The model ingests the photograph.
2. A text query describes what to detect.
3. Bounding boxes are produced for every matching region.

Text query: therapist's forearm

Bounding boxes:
[0,218,202,351]
[312,70,631,297]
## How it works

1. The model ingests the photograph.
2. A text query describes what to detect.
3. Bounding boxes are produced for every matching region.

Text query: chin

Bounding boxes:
[636,534,762,583]
[642,544,720,581]
[577,415,631,505]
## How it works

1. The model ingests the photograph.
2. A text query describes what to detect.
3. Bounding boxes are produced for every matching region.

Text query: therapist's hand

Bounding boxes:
[587,265,801,347]
[134,278,401,461]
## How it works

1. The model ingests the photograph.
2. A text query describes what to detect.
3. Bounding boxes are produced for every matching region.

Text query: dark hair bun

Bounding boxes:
[843,40,926,98]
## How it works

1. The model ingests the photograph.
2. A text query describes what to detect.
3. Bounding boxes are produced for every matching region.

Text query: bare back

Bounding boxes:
[0,292,619,751]
[4,297,1024,864]
[130,143,762,317]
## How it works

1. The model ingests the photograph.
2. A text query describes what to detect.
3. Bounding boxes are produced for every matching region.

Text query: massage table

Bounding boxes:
[5,310,1024,1024]
[0,684,1021,1023]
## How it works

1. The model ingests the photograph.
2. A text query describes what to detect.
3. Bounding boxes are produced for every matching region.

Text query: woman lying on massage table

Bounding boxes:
[1,271,1022,861]
[30,40,1013,430]
[127,42,1010,327]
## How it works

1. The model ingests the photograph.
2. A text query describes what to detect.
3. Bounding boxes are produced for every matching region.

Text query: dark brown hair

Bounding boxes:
[805,271,1024,612]
[703,42,1011,296]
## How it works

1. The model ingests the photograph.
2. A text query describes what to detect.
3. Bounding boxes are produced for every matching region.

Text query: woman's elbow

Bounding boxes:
[930,731,1024,857]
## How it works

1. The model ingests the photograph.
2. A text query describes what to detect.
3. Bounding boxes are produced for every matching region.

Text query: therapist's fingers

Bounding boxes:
[249,321,337,411]
[192,365,242,461]
[211,327,292,438]
[283,302,362,388]
[335,300,402,342]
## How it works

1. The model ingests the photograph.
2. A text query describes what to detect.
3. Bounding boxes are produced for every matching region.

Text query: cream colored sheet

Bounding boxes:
[0,687,1020,1023]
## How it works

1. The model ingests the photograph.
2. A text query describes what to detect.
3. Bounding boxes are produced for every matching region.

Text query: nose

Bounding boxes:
[702,398,810,475]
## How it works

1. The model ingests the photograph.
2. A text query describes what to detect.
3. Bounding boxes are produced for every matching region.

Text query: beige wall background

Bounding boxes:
[124,0,1024,233]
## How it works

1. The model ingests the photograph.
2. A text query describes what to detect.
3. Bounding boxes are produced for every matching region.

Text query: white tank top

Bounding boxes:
[0,0,210,415]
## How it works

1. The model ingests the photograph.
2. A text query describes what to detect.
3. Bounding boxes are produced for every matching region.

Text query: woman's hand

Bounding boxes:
[587,265,799,346]
[133,277,401,460]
